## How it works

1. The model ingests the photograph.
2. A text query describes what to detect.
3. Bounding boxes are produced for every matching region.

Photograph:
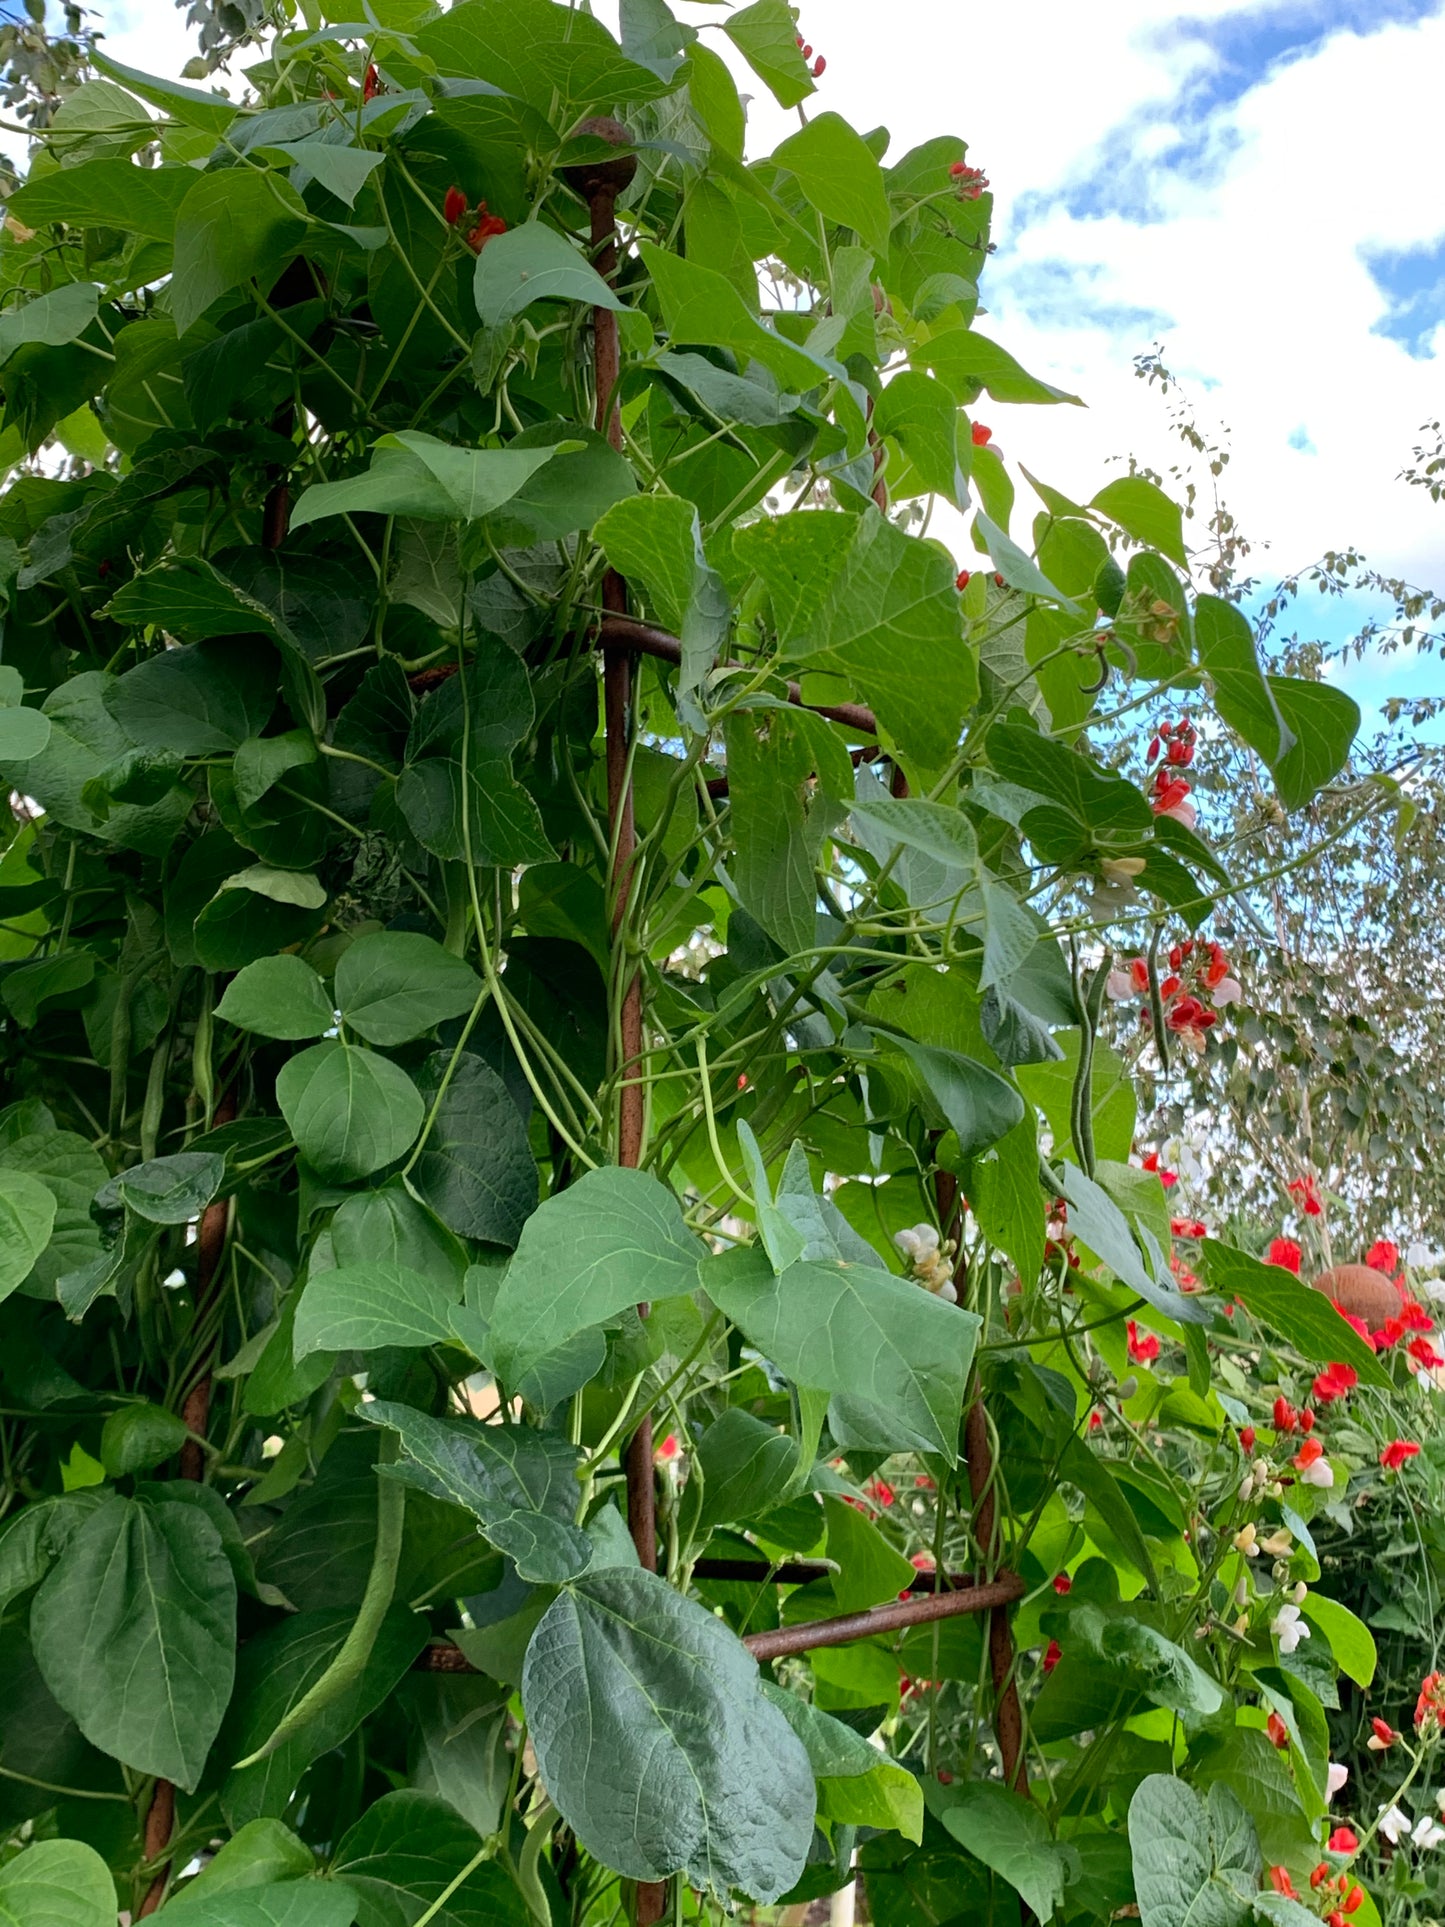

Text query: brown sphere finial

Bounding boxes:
[1309,1264,1403,1331]
[559,116,638,204]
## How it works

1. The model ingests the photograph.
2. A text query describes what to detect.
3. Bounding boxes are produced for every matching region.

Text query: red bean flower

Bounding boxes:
[1142,1150,1178,1188]
[1416,1671,1445,1728]
[1165,994,1216,1053]
[1381,1440,1421,1471]
[465,202,508,252]
[1312,1362,1358,1404]
[1288,1174,1324,1217]
[865,1477,896,1508]
[1409,1336,1445,1370]
[1327,1827,1359,1855]
[1042,1639,1062,1674]
[1267,1237,1302,1274]
[443,185,468,225]
[1152,774,1196,828]
[1366,1237,1402,1277]
[1267,1711,1290,1749]
[1269,1866,1297,1898]
[956,570,971,590]
[1273,1396,1299,1433]
[1240,1425,1256,1453]
[362,61,380,101]
[1053,1573,1072,1594]
[1367,1716,1397,1750]
[1127,1319,1160,1365]
[971,421,992,446]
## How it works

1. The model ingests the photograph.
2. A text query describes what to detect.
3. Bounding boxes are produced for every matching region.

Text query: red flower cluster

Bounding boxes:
[865,1477,896,1508]
[1310,1861,1365,1925]
[1416,1671,1445,1728]
[443,187,507,251]
[971,421,992,446]
[949,160,989,199]
[1115,938,1240,1053]
[1312,1362,1358,1404]
[1288,1173,1324,1217]
[793,33,825,76]
[1171,1216,1208,1239]
[1146,716,1197,768]
[1381,1439,1421,1471]
[1273,1395,1300,1433]
[1267,1237,1302,1274]
[1141,1150,1178,1187]
[1127,1319,1160,1365]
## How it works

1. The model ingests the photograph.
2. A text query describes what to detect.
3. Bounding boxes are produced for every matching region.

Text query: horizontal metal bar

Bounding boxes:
[409,620,881,740]
[740,1573,1027,1662]
[598,615,880,737]
[411,1570,1024,1675]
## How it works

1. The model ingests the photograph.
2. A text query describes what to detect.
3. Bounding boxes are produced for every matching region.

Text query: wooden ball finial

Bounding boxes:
[1309,1264,1402,1331]
[560,117,638,203]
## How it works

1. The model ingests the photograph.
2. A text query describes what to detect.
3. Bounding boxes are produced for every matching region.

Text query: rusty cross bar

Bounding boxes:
[413,1567,1025,1676]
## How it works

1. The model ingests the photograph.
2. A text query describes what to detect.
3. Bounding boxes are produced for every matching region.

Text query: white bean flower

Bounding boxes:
[1413,1814,1445,1851]
[1326,1762,1349,1801]
[1299,1456,1334,1489]
[1379,1804,1411,1847]
[1270,1603,1310,1655]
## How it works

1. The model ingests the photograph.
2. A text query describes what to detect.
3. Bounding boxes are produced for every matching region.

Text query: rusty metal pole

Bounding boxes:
[561,123,665,1927]
[139,429,291,1912]
[869,377,1027,1802]
[936,1170,1028,1796]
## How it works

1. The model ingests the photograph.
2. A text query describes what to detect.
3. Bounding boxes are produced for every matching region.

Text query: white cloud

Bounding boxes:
[980,4,1445,596]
